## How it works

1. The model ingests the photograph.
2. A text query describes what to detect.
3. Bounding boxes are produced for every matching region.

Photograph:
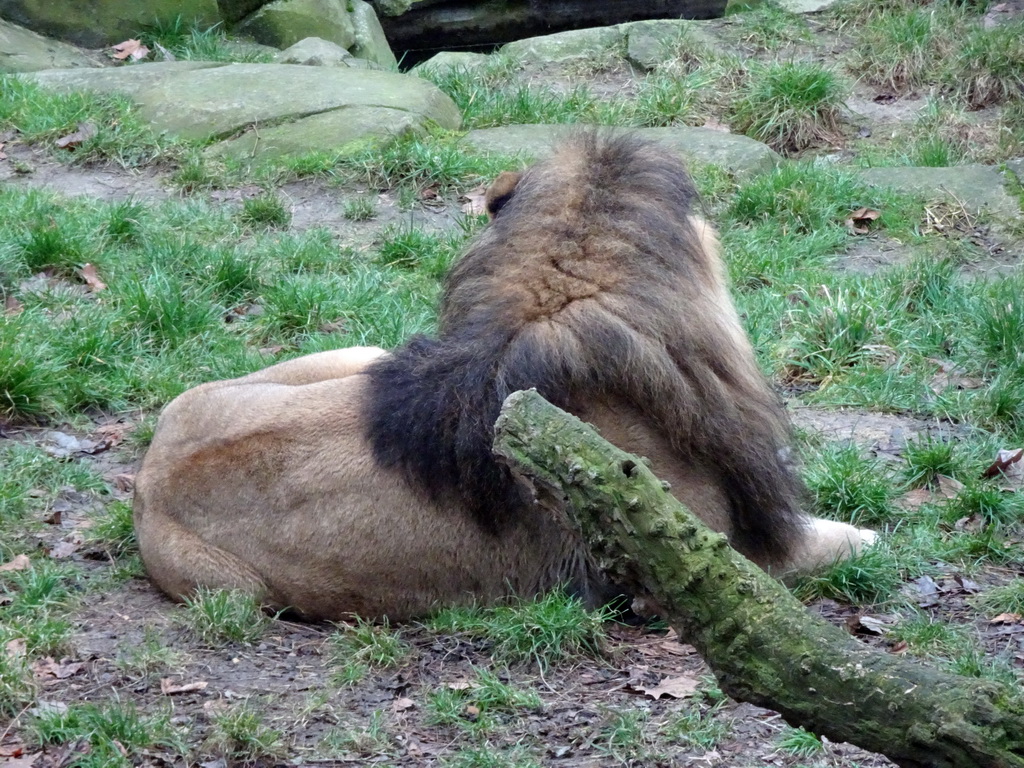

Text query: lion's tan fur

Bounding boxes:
[134,134,872,621]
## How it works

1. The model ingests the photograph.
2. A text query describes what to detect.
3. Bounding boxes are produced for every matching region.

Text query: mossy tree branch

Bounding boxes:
[493,390,1024,768]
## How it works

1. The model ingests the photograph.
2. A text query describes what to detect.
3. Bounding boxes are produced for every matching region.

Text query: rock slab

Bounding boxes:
[0,18,103,73]
[28,61,461,158]
[0,0,220,48]
[464,124,779,179]
[857,165,1021,221]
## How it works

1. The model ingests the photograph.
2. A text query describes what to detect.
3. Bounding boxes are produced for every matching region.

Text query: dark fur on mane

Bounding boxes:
[365,132,804,564]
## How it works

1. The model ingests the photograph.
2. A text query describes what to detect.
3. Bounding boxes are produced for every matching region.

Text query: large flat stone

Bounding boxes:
[621,19,729,70]
[0,18,103,73]
[236,0,357,51]
[27,62,461,143]
[463,124,779,179]
[501,26,625,65]
[209,106,423,159]
[0,0,220,48]
[856,165,1021,221]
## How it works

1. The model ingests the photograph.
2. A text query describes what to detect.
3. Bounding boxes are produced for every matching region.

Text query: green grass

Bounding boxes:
[729,60,847,153]
[178,588,270,646]
[732,2,812,50]
[343,195,378,221]
[29,699,182,768]
[427,668,542,731]
[792,542,904,604]
[777,726,825,758]
[139,17,273,64]
[239,192,291,229]
[661,701,731,751]
[427,590,610,669]
[950,19,1024,108]
[206,700,285,765]
[327,618,410,685]
[974,581,1024,616]
[847,4,960,91]
[320,710,392,757]
[804,444,895,527]
[0,77,183,167]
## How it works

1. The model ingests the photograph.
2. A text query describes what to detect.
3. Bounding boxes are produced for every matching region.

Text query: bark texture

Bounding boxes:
[493,390,1024,768]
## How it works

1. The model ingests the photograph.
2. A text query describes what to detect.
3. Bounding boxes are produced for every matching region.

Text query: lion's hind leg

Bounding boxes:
[778,517,877,577]
[134,503,271,606]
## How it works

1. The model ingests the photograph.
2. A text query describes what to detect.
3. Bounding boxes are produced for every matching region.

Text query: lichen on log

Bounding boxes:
[492,389,1024,768]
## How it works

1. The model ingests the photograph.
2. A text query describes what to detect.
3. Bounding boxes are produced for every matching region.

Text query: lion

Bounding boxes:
[134,133,873,622]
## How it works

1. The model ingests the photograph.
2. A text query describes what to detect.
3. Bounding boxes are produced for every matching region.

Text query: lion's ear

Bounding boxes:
[485,171,522,219]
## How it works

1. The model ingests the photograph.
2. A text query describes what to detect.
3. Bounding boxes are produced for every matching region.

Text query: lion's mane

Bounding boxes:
[364,133,803,565]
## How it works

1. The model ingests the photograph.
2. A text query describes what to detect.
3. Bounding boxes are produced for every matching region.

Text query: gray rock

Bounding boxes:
[622,19,726,70]
[857,165,1021,221]
[413,51,492,77]
[210,105,423,159]
[0,0,220,48]
[220,39,280,61]
[501,26,625,65]
[463,124,779,179]
[275,37,356,66]
[237,0,357,50]
[28,62,460,155]
[29,61,222,100]
[374,0,412,15]
[778,0,839,12]
[349,0,398,69]
[0,18,103,73]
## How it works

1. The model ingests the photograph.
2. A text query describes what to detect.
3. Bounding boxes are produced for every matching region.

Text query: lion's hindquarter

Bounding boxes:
[135,372,582,621]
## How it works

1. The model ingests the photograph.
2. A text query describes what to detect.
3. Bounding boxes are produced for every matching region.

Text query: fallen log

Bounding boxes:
[492,389,1024,768]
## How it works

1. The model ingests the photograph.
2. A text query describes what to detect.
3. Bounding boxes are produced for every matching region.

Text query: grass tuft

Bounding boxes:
[179,588,270,646]
[427,590,609,669]
[729,60,847,153]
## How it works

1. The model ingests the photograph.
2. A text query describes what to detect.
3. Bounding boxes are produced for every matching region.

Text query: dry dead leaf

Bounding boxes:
[48,533,83,559]
[55,122,97,150]
[634,674,700,700]
[77,263,106,292]
[982,448,1024,479]
[460,185,488,216]
[911,574,941,608]
[896,475,962,510]
[5,638,26,660]
[0,754,41,768]
[990,613,1023,625]
[0,554,31,573]
[4,295,23,316]
[111,473,136,493]
[419,184,440,201]
[391,697,415,712]
[954,514,983,532]
[845,207,881,235]
[110,39,150,62]
[851,614,889,635]
[0,745,26,758]
[32,657,85,680]
[927,358,984,393]
[160,678,209,695]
